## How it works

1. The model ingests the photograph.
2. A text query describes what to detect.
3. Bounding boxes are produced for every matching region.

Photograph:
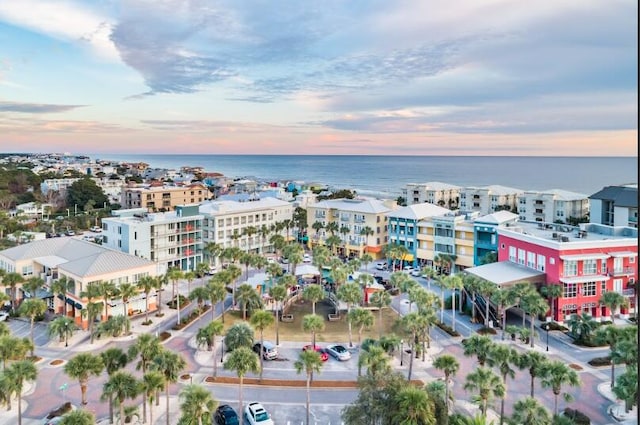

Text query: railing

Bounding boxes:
[609,267,636,276]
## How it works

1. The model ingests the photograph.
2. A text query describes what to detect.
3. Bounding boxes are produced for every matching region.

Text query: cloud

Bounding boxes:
[0,115,132,133]
[0,101,87,113]
[140,119,285,133]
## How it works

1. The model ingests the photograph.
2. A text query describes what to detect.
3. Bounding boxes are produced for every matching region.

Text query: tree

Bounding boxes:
[58,409,96,425]
[151,350,187,425]
[400,312,428,381]
[510,397,551,425]
[141,371,165,425]
[178,384,218,425]
[22,276,44,298]
[18,298,47,356]
[566,313,598,343]
[250,310,275,381]
[463,367,505,420]
[348,308,374,345]
[613,367,638,413]
[224,322,254,352]
[337,282,362,347]
[235,284,262,320]
[540,360,580,416]
[358,345,390,378]
[303,284,325,315]
[206,279,227,323]
[476,278,497,327]
[101,371,140,425]
[369,290,392,339]
[593,325,635,389]
[67,177,108,212]
[100,347,130,424]
[64,353,104,405]
[127,333,161,420]
[189,286,209,312]
[167,267,185,326]
[153,274,169,317]
[184,270,196,296]
[462,334,494,367]
[5,360,37,425]
[521,292,548,347]
[302,314,325,348]
[600,291,628,323]
[96,280,117,322]
[295,349,324,425]
[395,386,435,425]
[196,320,224,378]
[441,275,463,332]
[2,272,24,313]
[433,354,460,414]
[224,346,260,425]
[137,275,157,324]
[117,282,138,323]
[268,284,288,345]
[540,283,563,322]
[517,350,550,398]
[486,343,518,425]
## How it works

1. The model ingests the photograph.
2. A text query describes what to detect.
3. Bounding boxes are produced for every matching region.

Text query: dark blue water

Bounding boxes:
[94,155,637,198]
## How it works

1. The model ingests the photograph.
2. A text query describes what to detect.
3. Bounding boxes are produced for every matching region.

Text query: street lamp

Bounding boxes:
[545,317,551,352]
[64,321,69,347]
[221,338,225,363]
[400,339,404,366]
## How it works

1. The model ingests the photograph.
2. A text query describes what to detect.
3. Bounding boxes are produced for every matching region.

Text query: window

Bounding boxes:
[582,281,596,297]
[613,279,623,293]
[631,256,636,264]
[537,254,546,272]
[601,262,607,274]
[613,257,623,273]
[564,261,577,277]
[509,246,516,262]
[564,283,577,298]
[518,249,525,265]
[583,260,597,275]
[601,281,607,295]
[134,232,137,240]
[527,252,536,269]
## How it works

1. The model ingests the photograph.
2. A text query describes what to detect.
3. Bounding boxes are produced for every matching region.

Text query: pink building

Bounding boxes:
[496,222,637,321]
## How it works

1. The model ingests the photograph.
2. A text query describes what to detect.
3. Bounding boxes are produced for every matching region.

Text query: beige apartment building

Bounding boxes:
[517,189,589,224]
[402,182,461,208]
[121,183,209,212]
[199,197,293,256]
[0,238,158,329]
[459,185,523,215]
[307,198,398,259]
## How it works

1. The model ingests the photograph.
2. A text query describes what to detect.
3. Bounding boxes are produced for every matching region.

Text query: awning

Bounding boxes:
[559,253,610,261]
[402,253,414,261]
[609,251,637,258]
[365,246,382,253]
[559,275,610,284]
[464,261,546,287]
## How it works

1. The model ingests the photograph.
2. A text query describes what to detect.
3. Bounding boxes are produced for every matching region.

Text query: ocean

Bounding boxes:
[94,155,637,198]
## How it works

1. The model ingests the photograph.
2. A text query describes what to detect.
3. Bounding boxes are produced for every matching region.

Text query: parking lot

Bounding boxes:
[4,315,52,346]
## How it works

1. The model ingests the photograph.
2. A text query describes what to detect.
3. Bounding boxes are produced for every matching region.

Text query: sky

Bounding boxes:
[0,0,637,156]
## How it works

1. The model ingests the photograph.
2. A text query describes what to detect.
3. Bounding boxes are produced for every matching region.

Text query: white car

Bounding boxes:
[402,265,414,273]
[375,262,388,271]
[0,311,8,322]
[206,265,218,275]
[89,226,102,233]
[244,402,274,425]
[410,267,422,277]
[303,253,312,263]
[326,344,352,361]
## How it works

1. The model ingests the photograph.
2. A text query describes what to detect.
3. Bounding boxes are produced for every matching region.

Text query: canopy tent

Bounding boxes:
[294,264,320,276]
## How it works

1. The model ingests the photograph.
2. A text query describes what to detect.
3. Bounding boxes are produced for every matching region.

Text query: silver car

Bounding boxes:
[326,344,351,361]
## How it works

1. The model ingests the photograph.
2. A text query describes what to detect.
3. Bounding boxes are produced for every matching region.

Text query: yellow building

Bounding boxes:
[416,212,476,273]
[121,183,209,212]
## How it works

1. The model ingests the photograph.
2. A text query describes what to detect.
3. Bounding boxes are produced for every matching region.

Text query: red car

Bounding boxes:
[302,344,328,361]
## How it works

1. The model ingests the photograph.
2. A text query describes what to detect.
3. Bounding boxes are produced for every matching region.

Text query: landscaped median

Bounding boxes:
[204,376,424,388]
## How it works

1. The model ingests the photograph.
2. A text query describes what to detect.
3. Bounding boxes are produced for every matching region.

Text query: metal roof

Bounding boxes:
[464,261,545,287]
[589,185,638,207]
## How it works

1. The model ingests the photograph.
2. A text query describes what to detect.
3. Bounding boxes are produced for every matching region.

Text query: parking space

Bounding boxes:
[5,317,52,346]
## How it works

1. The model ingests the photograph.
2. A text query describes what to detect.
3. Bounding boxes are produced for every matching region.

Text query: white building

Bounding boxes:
[517,189,589,224]
[293,190,318,209]
[102,205,204,272]
[589,184,638,228]
[402,182,461,208]
[459,185,523,215]
[199,197,293,255]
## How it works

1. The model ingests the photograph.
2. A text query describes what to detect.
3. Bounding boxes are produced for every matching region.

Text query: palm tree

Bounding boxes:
[184,270,196,296]
[151,350,187,425]
[204,241,223,268]
[303,284,325,315]
[517,350,550,398]
[5,360,37,425]
[224,322,255,352]
[462,334,494,367]
[1,272,24,313]
[510,397,551,425]
[64,353,104,405]
[302,314,325,348]
[400,312,428,381]
[359,226,374,252]
[153,274,169,317]
[22,276,44,298]
[0,371,16,411]
[96,280,117,322]
[250,310,275,381]
[433,354,459,414]
[83,301,103,344]
[239,252,254,281]
[476,279,497,327]
[395,386,435,425]
[189,286,209,312]
[613,367,638,413]
[521,292,549,348]
[337,282,362,347]
[117,282,138,323]
[167,267,185,325]
[235,284,262,320]
[540,360,581,416]
[59,409,95,425]
[196,320,224,378]
[137,276,157,324]
[325,234,342,255]
[540,283,563,322]
[369,291,392,339]
[295,349,324,425]
[142,371,165,425]
[18,298,47,356]
[348,308,374,346]
[492,288,518,341]
[358,345,391,378]
[195,262,209,279]
[268,284,288,345]
[311,221,324,245]
[566,313,598,343]
[224,346,260,425]
[100,347,130,424]
[206,279,227,323]
[463,367,505,420]
[50,276,73,317]
[593,325,631,389]
[486,344,518,425]
[179,384,218,425]
[101,371,140,425]
[600,291,628,323]
[441,275,463,332]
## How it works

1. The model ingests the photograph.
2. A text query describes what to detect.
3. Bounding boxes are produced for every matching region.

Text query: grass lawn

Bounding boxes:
[220,299,402,343]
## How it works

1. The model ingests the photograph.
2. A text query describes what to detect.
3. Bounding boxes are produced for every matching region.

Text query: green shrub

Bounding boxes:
[587,356,611,367]
[436,321,460,337]
[477,326,497,335]
[564,407,591,425]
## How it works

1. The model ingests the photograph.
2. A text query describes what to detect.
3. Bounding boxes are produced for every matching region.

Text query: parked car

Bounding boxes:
[215,404,239,425]
[402,265,413,273]
[65,230,75,236]
[302,344,328,361]
[89,225,102,233]
[0,311,8,322]
[207,265,218,275]
[326,344,351,361]
[303,253,312,263]
[375,262,388,271]
[410,267,422,277]
[280,257,289,264]
[252,341,278,360]
[244,402,274,425]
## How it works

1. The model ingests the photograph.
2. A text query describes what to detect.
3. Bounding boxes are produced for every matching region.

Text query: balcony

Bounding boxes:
[609,267,636,277]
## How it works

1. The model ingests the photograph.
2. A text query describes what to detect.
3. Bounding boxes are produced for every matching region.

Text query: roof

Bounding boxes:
[589,185,638,208]
[387,203,451,220]
[475,210,519,225]
[58,250,155,277]
[309,198,394,214]
[406,181,461,190]
[522,189,588,200]
[464,262,546,287]
[295,264,320,276]
[199,197,290,215]
[463,185,523,195]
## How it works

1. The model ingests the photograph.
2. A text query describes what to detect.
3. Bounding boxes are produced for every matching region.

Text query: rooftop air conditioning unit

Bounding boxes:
[561,236,569,242]
[552,233,558,238]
